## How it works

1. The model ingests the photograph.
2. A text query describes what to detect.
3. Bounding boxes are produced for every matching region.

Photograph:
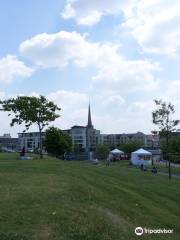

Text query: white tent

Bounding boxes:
[131,148,152,166]
[110,149,124,154]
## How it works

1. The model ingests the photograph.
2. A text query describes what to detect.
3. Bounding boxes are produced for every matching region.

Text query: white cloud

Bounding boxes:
[0,92,5,100]
[47,90,88,110]
[103,95,125,107]
[94,91,125,108]
[19,31,99,68]
[165,80,180,99]
[0,55,34,83]
[62,0,180,56]
[47,90,89,128]
[62,0,128,26]
[92,43,160,91]
[20,31,159,91]
[122,0,180,56]
[93,107,153,134]
[127,100,154,114]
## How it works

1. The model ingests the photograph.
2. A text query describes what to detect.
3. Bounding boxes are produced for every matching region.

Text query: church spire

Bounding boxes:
[87,103,93,127]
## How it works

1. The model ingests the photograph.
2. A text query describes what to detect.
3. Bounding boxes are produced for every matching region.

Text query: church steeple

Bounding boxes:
[87,103,93,128]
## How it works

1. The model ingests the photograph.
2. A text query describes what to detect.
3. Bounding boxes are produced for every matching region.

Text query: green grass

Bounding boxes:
[0,153,179,240]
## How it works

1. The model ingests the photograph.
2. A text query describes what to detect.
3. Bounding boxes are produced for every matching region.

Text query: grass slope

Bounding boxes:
[0,153,179,240]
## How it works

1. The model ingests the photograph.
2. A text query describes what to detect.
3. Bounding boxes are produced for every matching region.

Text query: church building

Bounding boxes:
[64,104,101,152]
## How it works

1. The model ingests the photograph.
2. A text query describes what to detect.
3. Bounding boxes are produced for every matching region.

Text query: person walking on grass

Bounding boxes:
[106,153,113,166]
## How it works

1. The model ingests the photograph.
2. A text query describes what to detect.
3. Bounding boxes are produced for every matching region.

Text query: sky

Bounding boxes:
[0,0,180,137]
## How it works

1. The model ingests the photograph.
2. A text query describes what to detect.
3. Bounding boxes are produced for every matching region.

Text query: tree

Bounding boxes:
[160,135,180,164]
[168,135,180,153]
[160,135,180,154]
[118,141,143,155]
[96,144,110,159]
[44,127,72,156]
[152,99,180,179]
[0,96,60,158]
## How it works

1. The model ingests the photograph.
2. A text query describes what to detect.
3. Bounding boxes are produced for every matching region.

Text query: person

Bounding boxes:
[93,158,99,165]
[20,146,26,157]
[64,152,66,160]
[106,154,112,166]
[143,165,147,171]
[140,164,147,171]
[151,166,157,173]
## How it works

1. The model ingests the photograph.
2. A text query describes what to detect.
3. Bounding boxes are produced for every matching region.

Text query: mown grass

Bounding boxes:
[0,153,179,240]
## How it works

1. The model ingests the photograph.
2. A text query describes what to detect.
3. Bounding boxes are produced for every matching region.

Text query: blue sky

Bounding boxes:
[0,0,180,136]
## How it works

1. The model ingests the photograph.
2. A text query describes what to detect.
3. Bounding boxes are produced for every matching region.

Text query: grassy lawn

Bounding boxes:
[0,153,179,240]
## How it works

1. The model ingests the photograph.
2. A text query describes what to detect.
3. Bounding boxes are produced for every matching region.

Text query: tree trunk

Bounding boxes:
[166,132,171,179]
[39,128,43,159]
[151,140,154,166]
[166,136,168,168]
[168,156,171,180]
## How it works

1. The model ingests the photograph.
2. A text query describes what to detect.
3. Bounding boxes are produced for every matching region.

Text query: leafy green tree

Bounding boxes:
[152,99,180,179]
[118,141,143,154]
[160,136,180,163]
[0,96,60,158]
[160,136,180,154]
[44,127,72,156]
[96,144,110,159]
[109,145,116,151]
[169,136,180,153]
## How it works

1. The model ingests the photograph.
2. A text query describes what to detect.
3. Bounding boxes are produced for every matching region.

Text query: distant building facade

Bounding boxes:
[100,132,159,149]
[18,104,160,153]
[18,132,46,152]
[102,132,145,146]
[64,126,87,151]
[144,134,160,149]
[0,134,19,151]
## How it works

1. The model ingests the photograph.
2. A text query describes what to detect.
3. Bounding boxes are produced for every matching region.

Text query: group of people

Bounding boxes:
[140,164,157,173]
[92,152,158,172]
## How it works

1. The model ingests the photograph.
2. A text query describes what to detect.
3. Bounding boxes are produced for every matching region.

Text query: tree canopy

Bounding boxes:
[96,144,110,159]
[44,127,72,156]
[160,135,180,154]
[152,99,179,136]
[0,95,61,157]
[118,141,143,154]
[152,99,180,179]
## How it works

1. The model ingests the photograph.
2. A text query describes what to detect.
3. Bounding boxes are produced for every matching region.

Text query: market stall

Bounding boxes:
[131,148,152,166]
[110,148,124,160]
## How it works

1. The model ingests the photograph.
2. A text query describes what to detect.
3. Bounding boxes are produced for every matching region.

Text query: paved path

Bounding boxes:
[171,163,180,168]
[160,161,180,168]
[158,171,180,178]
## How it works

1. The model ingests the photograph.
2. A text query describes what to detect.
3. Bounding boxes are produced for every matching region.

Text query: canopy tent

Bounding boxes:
[131,148,152,166]
[110,149,124,154]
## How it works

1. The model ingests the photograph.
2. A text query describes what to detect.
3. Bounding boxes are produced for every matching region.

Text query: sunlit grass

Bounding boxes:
[0,153,179,240]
